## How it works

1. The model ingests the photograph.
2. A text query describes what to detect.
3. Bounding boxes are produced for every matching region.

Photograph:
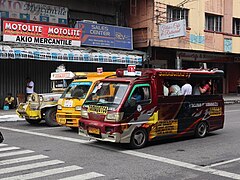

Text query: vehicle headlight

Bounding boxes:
[39,96,43,102]
[75,106,82,111]
[81,108,89,119]
[105,112,123,122]
[57,105,62,110]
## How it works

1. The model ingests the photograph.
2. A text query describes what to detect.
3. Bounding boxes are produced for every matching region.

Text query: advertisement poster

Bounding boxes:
[0,0,68,24]
[75,21,133,50]
[3,20,81,47]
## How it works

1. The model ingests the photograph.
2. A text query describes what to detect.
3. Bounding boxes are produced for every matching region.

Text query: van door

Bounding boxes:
[122,83,153,123]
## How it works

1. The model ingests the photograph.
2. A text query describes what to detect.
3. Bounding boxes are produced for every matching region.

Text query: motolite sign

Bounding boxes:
[159,19,186,40]
[3,21,81,46]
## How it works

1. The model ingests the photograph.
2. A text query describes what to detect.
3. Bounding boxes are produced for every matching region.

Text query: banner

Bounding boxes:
[3,20,81,47]
[0,0,68,24]
[75,21,133,50]
[0,45,143,65]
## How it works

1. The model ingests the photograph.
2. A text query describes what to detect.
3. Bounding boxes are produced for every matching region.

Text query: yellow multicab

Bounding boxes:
[56,72,115,128]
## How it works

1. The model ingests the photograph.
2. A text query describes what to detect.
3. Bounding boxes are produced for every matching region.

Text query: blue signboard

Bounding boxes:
[75,21,133,50]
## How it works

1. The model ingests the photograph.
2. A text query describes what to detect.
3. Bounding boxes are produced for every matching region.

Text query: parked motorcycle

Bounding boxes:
[0,132,4,143]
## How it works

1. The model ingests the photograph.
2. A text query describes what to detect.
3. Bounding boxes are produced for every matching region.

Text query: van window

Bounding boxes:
[130,84,151,103]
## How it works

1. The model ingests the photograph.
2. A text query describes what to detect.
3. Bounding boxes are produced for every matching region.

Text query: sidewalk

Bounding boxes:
[0,94,240,118]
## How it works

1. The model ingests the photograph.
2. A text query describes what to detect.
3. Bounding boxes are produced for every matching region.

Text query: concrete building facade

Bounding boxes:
[128,0,240,93]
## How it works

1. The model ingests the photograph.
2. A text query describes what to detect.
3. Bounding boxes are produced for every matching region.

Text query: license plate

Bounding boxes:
[88,127,100,135]
[64,100,73,107]
[88,105,108,115]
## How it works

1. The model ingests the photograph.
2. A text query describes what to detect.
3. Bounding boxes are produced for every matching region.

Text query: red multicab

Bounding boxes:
[79,68,225,148]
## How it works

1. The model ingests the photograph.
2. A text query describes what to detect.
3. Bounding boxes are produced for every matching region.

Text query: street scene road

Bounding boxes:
[0,104,240,180]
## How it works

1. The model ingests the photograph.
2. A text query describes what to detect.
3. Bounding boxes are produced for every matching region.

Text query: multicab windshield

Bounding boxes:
[61,82,92,99]
[84,82,129,109]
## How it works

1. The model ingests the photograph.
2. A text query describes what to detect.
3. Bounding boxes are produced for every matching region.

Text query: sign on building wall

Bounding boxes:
[75,21,133,50]
[190,34,205,45]
[0,45,143,65]
[0,0,68,25]
[224,38,232,53]
[3,20,81,47]
[159,19,186,40]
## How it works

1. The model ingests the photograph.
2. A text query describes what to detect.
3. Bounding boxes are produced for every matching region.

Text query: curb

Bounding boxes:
[224,100,240,105]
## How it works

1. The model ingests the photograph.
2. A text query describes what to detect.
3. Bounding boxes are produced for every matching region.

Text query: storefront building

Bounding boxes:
[0,0,145,107]
[128,0,240,94]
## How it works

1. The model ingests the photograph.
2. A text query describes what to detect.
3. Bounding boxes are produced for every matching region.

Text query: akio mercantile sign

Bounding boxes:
[3,20,81,47]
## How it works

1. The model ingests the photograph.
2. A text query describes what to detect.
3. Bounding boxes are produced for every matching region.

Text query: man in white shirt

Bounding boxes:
[181,80,192,95]
[25,77,34,98]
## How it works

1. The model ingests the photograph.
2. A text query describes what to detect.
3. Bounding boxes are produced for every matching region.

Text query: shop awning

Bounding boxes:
[0,42,146,65]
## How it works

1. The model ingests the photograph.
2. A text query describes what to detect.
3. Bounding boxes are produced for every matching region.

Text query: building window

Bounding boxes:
[205,13,222,32]
[167,6,189,27]
[233,18,240,35]
[130,0,137,16]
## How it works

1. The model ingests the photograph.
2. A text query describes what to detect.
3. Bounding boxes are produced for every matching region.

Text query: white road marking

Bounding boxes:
[59,172,105,180]
[121,150,240,180]
[225,109,240,113]
[0,146,20,152]
[207,157,240,167]
[1,126,240,179]
[0,160,64,175]
[0,165,83,180]
[29,127,64,131]
[0,150,34,158]
[0,115,20,119]
[0,144,8,147]
[0,126,90,144]
[0,155,49,166]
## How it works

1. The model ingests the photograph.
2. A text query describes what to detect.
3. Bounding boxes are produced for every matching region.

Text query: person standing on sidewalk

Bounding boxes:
[25,77,34,101]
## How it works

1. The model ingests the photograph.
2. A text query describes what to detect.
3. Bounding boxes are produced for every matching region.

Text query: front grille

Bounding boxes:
[57,114,80,119]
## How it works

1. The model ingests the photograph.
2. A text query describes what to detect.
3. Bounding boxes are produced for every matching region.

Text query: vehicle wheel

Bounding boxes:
[195,121,208,138]
[26,118,42,125]
[130,128,148,149]
[45,108,59,127]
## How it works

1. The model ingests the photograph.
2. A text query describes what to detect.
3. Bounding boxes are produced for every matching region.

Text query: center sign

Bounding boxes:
[3,21,81,47]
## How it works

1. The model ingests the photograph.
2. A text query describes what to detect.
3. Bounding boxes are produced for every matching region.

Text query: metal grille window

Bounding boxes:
[167,6,189,27]
[233,18,240,35]
[205,14,222,32]
[130,0,137,16]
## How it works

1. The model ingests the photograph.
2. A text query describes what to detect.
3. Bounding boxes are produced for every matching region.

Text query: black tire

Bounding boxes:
[45,108,59,127]
[26,118,42,125]
[130,128,148,149]
[195,121,208,138]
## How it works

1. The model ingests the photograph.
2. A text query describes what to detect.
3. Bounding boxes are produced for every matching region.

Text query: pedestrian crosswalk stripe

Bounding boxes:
[0,147,20,152]
[1,165,83,180]
[0,160,64,175]
[59,172,105,180]
[0,155,49,166]
[0,150,34,158]
[0,144,8,147]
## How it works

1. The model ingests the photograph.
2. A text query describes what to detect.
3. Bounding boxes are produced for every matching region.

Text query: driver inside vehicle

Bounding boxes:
[131,88,142,102]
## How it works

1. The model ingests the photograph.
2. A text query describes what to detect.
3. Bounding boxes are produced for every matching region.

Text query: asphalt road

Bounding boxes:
[0,104,240,180]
